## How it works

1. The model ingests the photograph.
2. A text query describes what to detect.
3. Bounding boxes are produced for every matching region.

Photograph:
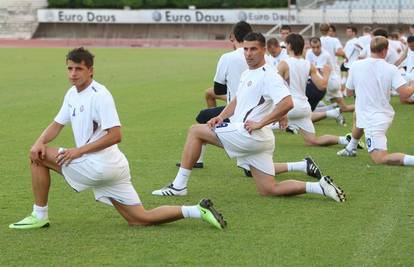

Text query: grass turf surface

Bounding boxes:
[0,48,413,266]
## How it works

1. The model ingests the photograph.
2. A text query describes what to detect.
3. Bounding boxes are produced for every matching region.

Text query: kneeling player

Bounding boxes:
[337,37,414,166]
[153,33,346,202]
[9,48,226,230]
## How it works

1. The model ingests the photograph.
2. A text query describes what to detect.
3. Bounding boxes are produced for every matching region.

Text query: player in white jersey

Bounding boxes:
[153,33,345,202]
[395,36,414,100]
[9,48,226,230]
[265,37,288,70]
[177,21,252,169]
[358,26,372,47]
[319,24,355,113]
[278,25,292,49]
[337,37,414,166]
[359,28,399,65]
[278,33,350,147]
[305,37,353,124]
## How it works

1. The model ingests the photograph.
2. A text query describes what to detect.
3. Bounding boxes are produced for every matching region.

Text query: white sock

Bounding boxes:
[181,205,201,219]
[326,107,340,118]
[33,204,48,220]
[305,182,324,195]
[410,93,414,101]
[197,145,206,163]
[338,136,349,145]
[403,155,414,166]
[172,167,191,189]
[346,137,359,151]
[287,160,307,173]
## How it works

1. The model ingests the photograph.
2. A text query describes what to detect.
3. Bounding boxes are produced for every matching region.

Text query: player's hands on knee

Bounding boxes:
[56,148,82,166]
[244,120,262,134]
[207,116,223,128]
[30,142,47,164]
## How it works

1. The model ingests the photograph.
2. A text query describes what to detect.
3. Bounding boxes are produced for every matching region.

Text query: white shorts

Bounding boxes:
[326,75,342,101]
[364,124,390,153]
[287,101,315,134]
[62,158,141,206]
[214,123,275,176]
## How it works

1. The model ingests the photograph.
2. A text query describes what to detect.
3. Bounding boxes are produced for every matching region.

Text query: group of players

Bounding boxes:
[9,21,414,231]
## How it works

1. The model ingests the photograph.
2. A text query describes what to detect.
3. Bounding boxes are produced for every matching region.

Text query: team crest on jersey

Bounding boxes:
[80,105,84,112]
[247,81,252,87]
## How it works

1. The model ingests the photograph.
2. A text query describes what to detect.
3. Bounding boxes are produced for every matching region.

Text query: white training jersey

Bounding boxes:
[405,49,414,73]
[265,48,288,70]
[346,58,406,128]
[343,37,363,68]
[360,45,399,65]
[305,48,335,70]
[320,36,342,73]
[214,47,248,103]
[358,35,372,47]
[389,39,404,54]
[55,80,125,165]
[283,57,310,103]
[230,63,290,140]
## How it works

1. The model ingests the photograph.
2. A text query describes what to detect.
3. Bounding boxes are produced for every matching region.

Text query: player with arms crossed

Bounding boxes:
[337,37,414,165]
[9,48,226,230]
[153,33,346,202]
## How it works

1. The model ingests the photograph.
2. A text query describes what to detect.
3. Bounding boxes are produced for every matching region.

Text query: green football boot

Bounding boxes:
[198,199,227,230]
[9,213,50,229]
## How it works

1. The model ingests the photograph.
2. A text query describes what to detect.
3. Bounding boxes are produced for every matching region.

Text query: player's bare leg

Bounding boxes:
[299,129,348,146]
[333,97,354,112]
[30,147,61,207]
[180,124,222,169]
[152,124,222,196]
[250,166,345,202]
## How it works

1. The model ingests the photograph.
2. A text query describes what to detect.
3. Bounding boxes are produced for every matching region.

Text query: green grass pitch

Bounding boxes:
[0,48,413,266]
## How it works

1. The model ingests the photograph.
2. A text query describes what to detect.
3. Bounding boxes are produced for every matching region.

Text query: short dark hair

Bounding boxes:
[363,26,372,33]
[329,24,336,32]
[407,35,414,43]
[372,28,388,38]
[266,38,280,47]
[244,32,266,47]
[286,33,304,55]
[309,37,321,45]
[347,26,358,34]
[66,47,94,68]
[232,21,253,43]
[280,25,291,32]
[319,23,330,34]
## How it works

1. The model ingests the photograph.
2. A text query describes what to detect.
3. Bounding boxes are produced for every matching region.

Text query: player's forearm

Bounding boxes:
[258,96,293,127]
[35,121,63,145]
[219,99,236,119]
[78,126,122,155]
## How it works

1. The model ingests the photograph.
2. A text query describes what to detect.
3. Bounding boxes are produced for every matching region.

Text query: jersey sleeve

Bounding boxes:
[96,91,121,130]
[346,66,355,90]
[54,94,70,125]
[391,66,407,90]
[386,48,399,65]
[213,54,227,85]
[263,73,291,105]
[334,38,343,52]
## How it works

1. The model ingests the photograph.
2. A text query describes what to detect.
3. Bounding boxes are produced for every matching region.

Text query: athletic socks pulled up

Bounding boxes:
[181,205,201,219]
[172,167,191,189]
[403,155,414,166]
[287,160,307,173]
[305,182,324,195]
[346,137,360,151]
[33,204,48,220]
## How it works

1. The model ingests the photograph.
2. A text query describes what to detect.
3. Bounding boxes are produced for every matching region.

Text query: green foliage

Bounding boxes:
[47,0,288,9]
